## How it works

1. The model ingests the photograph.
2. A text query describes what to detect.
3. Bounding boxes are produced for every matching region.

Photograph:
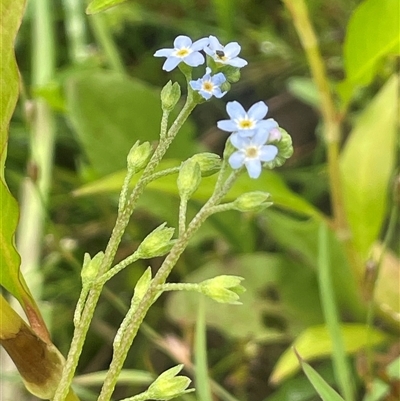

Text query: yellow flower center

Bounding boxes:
[245,146,259,158]
[238,119,254,130]
[176,48,190,58]
[203,81,213,91]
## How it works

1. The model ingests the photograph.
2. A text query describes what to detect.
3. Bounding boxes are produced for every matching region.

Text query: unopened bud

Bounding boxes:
[189,153,221,177]
[132,267,152,304]
[81,252,104,284]
[136,223,175,259]
[127,141,152,172]
[199,275,245,304]
[161,81,181,112]
[233,191,272,212]
[177,159,201,200]
[263,128,293,169]
[147,365,194,400]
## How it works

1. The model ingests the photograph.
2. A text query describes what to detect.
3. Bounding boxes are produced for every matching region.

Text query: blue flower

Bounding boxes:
[154,35,209,72]
[189,68,227,100]
[228,129,278,179]
[217,101,278,137]
[204,36,248,68]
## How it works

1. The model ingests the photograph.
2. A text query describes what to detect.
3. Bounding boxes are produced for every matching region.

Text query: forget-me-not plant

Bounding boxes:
[53,33,293,401]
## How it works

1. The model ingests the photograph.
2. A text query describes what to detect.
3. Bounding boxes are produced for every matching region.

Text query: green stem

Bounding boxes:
[281,0,344,226]
[53,96,196,401]
[97,170,239,401]
[88,12,126,74]
[62,0,88,63]
[318,223,355,401]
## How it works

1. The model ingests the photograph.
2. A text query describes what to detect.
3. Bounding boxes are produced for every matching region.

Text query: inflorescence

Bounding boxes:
[154,35,290,179]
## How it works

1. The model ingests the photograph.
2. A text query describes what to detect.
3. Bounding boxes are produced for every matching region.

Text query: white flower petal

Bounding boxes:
[208,35,222,50]
[244,159,262,179]
[174,35,192,48]
[154,48,173,57]
[230,133,248,149]
[163,57,181,71]
[192,37,209,51]
[184,52,205,67]
[217,120,237,132]
[229,151,245,169]
[224,42,241,58]
[226,101,245,119]
[259,145,278,162]
[227,57,248,68]
[247,101,268,120]
[252,128,269,145]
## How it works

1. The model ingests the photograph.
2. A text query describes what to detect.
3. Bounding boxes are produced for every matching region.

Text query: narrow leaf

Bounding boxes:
[340,74,398,257]
[295,350,346,401]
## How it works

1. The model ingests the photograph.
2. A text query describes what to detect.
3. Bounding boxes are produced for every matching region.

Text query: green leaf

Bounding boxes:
[270,324,388,384]
[0,0,50,341]
[343,0,399,87]
[264,211,365,319]
[66,70,196,176]
[340,74,398,257]
[86,0,129,14]
[296,352,346,401]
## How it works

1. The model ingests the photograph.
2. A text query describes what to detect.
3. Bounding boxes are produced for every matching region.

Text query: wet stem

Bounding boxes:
[53,95,196,401]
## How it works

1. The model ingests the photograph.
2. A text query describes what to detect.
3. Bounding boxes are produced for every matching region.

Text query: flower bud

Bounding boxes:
[233,191,273,212]
[161,81,181,112]
[127,141,152,172]
[147,364,194,400]
[81,252,104,284]
[199,275,245,304]
[220,65,241,83]
[136,223,175,259]
[263,128,293,169]
[132,267,152,304]
[177,159,201,200]
[189,153,221,177]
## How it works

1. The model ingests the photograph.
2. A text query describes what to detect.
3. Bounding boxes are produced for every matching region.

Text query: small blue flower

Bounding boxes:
[205,36,248,68]
[217,101,278,137]
[228,129,278,179]
[189,68,227,100]
[154,35,209,72]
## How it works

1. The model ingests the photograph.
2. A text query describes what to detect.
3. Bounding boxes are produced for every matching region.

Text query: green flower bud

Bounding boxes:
[220,65,241,83]
[233,191,273,212]
[263,128,293,169]
[161,81,181,112]
[136,223,175,259]
[189,153,221,177]
[81,252,104,284]
[127,141,152,172]
[132,267,152,304]
[177,159,201,200]
[199,275,245,304]
[147,365,194,400]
